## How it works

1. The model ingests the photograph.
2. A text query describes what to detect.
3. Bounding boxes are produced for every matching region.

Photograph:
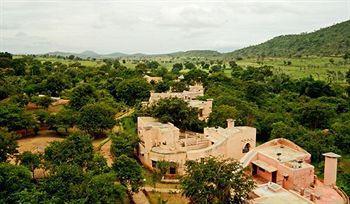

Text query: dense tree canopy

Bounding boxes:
[181,157,255,204]
[146,97,205,132]
[77,102,116,136]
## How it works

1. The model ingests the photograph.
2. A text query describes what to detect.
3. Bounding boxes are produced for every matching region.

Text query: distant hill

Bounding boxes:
[227,20,350,57]
[46,50,222,59]
[166,50,222,58]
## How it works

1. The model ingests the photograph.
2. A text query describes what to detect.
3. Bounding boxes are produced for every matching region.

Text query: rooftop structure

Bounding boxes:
[146,83,212,121]
[138,117,256,175]
[241,138,348,204]
[251,183,313,204]
[149,83,204,103]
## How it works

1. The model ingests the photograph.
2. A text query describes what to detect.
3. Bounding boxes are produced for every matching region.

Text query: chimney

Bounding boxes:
[322,152,341,186]
[227,119,235,129]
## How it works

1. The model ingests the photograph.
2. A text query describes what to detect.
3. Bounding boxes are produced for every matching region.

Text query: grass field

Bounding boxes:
[20,55,349,82]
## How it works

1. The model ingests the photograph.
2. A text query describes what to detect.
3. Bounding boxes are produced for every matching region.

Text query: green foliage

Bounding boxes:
[184,62,196,70]
[47,108,77,133]
[0,128,18,162]
[154,81,170,93]
[113,154,144,192]
[77,102,116,136]
[31,95,53,109]
[297,77,335,98]
[112,77,151,106]
[298,100,336,129]
[0,162,33,203]
[172,63,183,73]
[110,132,139,157]
[146,97,205,132]
[18,151,41,177]
[0,103,38,134]
[183,68,208,84]
[208,105,238,127]
[43,74,69,96]
[86,153,111,175]
[69,83,97,110]
[180,157,255,204]
[171,81,189,92]
[44,133,94,168]
[228,20,350,57]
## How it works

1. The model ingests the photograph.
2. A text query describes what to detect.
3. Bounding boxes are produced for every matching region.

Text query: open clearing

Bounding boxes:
[16,130,64,153]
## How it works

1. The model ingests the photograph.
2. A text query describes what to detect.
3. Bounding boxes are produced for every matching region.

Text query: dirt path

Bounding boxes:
[133,191,150,204]
[16,130,63,154]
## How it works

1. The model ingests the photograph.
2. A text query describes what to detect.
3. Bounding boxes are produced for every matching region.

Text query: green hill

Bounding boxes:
[166,50,222,58]
[227,20,350,57]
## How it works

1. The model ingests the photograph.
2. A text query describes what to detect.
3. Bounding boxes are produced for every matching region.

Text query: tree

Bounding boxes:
[0,128,18,162]
[208,105,238,128]
[298,100,336,129]
[210,64,223,73]
[0,163,34,203]
[298,77,335,98]
[172,63,183,73]
[69,83,97,110]
[47,108,77,134]
[44,133,94,168]
[43,74,68,96]
[77,102,116,136]
[0,103,38,135]
[85,172,126,203]
[110,132,139,157]
[113,155,144,193]
[87,153,111,175]
[135,63,148,74]
[146,61,160,69]
[171,81,189,92]
[154,81,170,93]
[184,62,196,70]
[31,95,53,109]
[147,98,204,132]
[180,157,255,204]
[112,78,151,106]
[18,151,41,178]
[183,69,208,84]
[229,60,238,68]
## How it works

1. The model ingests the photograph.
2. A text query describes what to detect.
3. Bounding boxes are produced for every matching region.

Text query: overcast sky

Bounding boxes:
[0,0,349,54]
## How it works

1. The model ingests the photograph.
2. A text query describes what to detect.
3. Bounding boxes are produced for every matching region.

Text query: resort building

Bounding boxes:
[146,83,212,121]
[241,138,349,204]
[137,117,256,175]
[148,83,204,103]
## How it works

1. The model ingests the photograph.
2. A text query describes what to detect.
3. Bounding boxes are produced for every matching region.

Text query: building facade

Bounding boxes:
[137,117,256,175]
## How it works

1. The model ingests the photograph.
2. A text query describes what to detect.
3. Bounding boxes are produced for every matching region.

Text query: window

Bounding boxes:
[152,160,157,168]
[242,143,251,153]
[169,166,176,174]
[199,109,203,117]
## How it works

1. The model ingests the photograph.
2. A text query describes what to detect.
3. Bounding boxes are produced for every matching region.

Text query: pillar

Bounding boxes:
[322,152,341,186]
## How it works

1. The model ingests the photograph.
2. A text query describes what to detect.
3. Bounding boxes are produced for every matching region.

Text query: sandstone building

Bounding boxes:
[137,117,256,175]
[241,138,349,203]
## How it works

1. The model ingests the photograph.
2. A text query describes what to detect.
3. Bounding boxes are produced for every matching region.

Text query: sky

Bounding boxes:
[0,0,349,54]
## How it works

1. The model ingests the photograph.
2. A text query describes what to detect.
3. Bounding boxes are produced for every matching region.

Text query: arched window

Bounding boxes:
[242,143,251,153]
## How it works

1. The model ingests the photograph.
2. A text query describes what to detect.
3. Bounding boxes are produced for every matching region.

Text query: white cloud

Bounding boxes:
[0,0,349,54]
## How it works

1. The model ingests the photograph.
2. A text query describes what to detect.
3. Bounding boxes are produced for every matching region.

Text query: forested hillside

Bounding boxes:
[228,20,350,57]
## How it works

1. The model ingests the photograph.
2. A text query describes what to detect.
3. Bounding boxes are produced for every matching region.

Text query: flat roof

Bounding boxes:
[257,145,308,163]
[253,183,312,204]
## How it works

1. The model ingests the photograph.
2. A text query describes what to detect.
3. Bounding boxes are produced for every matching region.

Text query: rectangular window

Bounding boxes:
[152,160,157,168]
[169,166,176,174]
